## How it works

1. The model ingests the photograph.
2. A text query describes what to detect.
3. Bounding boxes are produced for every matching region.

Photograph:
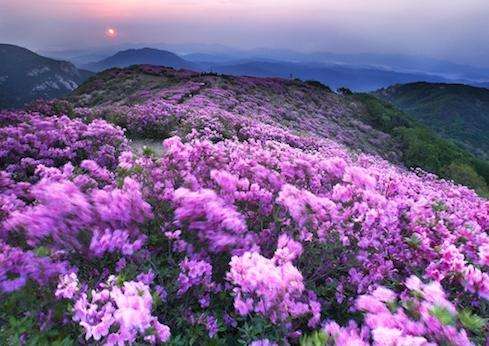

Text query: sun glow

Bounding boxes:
[105,27,117,38]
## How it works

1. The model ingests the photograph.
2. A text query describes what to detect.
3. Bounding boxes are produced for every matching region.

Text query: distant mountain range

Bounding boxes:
[73,46,489,92]
[227,49,489,82]
[205,61,453,92]
[39,42,235,66]
[82,48,197,72]
[375,82,489,159]
[0,44,92,109]
[76,47,457,91]
[42,43,489,83]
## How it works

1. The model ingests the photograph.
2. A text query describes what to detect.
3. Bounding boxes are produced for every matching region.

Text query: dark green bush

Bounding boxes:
[305,80,332,92]
[442,162,488,193]
[337,87,353,95]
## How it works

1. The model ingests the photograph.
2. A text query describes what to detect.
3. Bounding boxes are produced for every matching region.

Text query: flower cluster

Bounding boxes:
[0,110,127,181]
[0,241,67,293]
[172,187,255,254]
[0,74,488,344]
[227,250,320,327]
[5,175,152,256]
[70,275,170,344]
[324,276,481,346]
[177,257,216,308]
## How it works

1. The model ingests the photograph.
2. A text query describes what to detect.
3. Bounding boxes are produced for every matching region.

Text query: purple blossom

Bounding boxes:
[0,81,488,344]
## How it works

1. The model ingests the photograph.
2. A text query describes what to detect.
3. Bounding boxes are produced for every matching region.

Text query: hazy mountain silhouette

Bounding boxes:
[0,44,92,109]
[83,48,197,72]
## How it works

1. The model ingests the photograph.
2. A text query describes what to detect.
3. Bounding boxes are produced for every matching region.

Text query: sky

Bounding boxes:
[1,0,489,66]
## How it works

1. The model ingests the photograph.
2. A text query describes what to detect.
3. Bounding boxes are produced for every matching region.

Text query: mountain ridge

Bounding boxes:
[68,64,402,161]
[82,47,198,72]
[374,81,489,159]
[0,44,93,109]
[46,45,489,91]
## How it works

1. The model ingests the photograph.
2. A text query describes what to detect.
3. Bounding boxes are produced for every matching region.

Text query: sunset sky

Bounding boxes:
[1,0,489,66]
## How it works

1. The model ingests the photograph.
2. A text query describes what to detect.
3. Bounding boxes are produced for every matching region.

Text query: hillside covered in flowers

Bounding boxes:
[0,66,488,345]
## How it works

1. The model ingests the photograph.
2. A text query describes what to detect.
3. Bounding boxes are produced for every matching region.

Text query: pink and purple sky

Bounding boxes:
[1,0,489,66]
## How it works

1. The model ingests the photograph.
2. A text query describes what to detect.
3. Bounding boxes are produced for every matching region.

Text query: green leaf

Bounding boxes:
[458,309,487,334]
[143,146,155,157]
[34,246,50,257]
[430,305,456,326]
[404,234,421,248]
[300,330,328,346]
[432,201,447,212]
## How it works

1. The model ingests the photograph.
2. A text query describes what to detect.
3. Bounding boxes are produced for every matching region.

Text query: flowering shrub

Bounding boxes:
[0,110,127,181]
[72,276,170,344]
[73,65,398,160]
[0,84,488,344]
[227,250,320,327]
[5,175,152,257]
[322,276,485,345]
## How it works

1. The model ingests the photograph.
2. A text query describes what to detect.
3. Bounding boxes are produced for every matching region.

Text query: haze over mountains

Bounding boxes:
[47,45,489,93]
[44,44,489,91]
[204,61,452,92]
[76,47,457,91]
[83,48,197,72]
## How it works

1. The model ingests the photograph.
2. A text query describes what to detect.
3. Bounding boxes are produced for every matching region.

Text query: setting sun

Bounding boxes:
[105,27,117,38]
